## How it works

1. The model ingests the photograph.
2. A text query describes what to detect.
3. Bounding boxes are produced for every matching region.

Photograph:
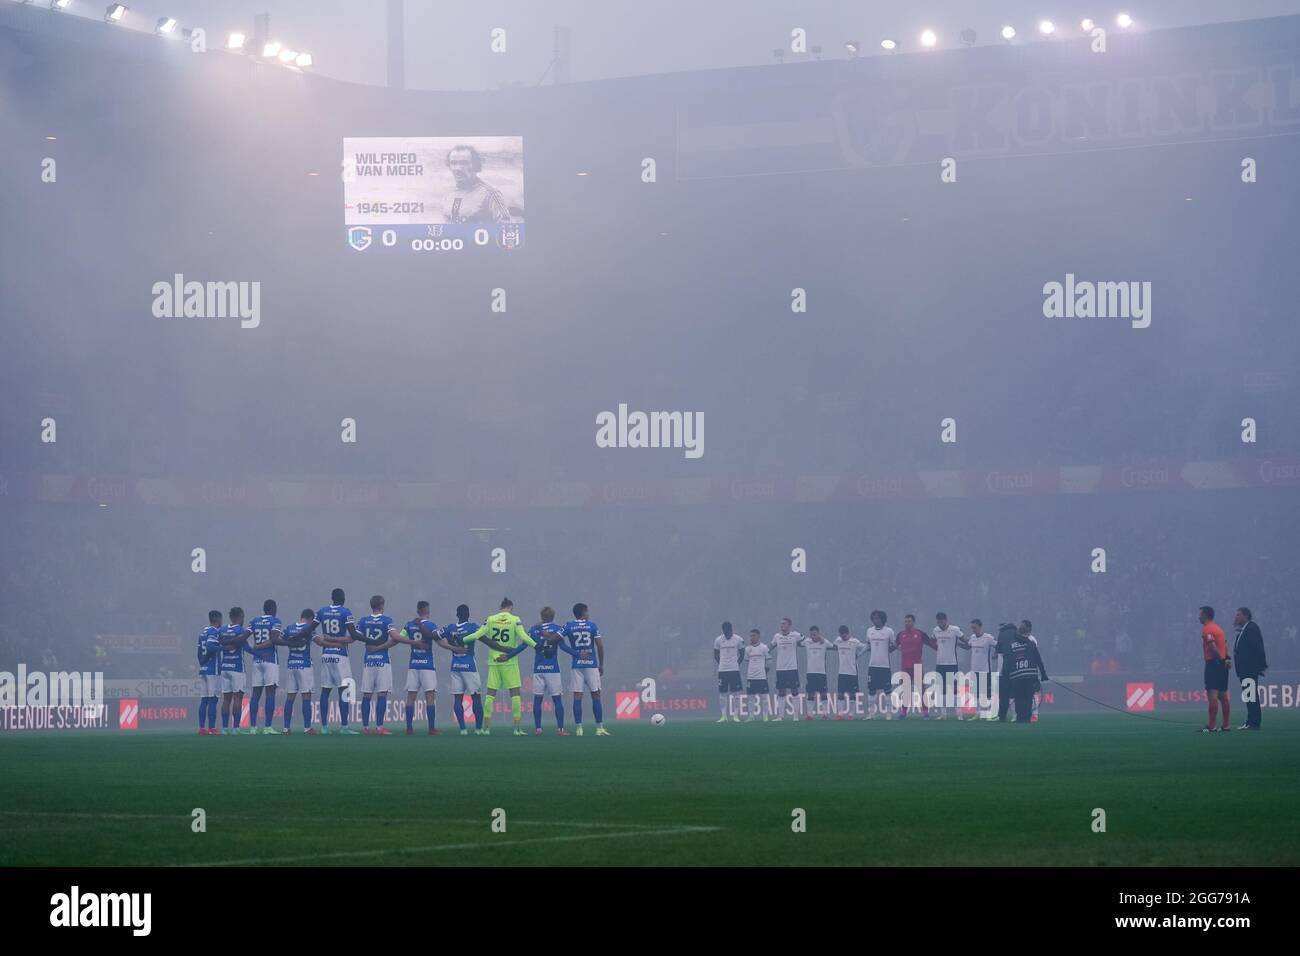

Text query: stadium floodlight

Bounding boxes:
[960,28,976,47]
[1117,12,1134,29]
[880,38,897,51]
[1039,20,1056,36]
[155,16,176,35]
[262,40,281,58]
[1001,25,1017,42]
[295,52,313,68]
[104,3,126,22]
[1081,18,1095,31]
[52,0,74,10]
[844,40,860,57]
[919,29,937,48]
[226,32,246,50]
[278,48,298,63]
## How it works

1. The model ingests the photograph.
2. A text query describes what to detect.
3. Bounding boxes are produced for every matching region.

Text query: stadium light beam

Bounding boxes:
[104,3,126,22]
[919,29,937,49]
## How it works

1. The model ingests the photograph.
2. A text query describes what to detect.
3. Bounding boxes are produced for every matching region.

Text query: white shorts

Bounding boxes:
[319,656,353,689]
[284,668,314,694]
[251,661,279,688]
[450,671,482,695]
[406,669,437,693]
[571,668,601,693]
[362,664,393,694]
[220,671,246,694]
[200,674,221,697]
[532,672,563,696]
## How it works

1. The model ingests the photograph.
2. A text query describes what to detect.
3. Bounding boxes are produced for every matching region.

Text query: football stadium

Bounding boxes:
[2,0,1299,930]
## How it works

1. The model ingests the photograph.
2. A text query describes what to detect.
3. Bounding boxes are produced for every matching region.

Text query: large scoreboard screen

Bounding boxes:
[342,135,524,252]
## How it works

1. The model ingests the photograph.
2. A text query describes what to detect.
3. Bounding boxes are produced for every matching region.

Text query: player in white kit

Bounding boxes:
[743,629,772,722]
[832,625,867,719]
[931,612,963,719]
[714,622,744,722]
[800,626,832,719]
[770,617,802,720]
[958,618,996,720]
[864,610,897,719]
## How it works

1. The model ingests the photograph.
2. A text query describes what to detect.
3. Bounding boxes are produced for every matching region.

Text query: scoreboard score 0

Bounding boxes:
[342,135,524,252]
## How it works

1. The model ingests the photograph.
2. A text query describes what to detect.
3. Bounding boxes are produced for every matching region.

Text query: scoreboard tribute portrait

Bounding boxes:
[342,135,524,252]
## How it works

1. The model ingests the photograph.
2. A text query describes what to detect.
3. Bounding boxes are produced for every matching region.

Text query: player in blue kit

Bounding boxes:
[562,603,609,737]
[441,605,486,736]
[392,600,456,736]
[277,610,321,734]
[356,595,403,735]
[316,588,362,735]
[529,607,569,736]
[247,600,284,735]
[216,607,253,734]
[196,610,223,735]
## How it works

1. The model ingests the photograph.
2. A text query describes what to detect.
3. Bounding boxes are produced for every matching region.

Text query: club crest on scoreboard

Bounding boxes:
[347,226,372,251]
[498,223,522,249]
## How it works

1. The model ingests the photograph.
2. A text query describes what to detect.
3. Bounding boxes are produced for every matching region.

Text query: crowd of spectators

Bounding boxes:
[2,490,1296,689]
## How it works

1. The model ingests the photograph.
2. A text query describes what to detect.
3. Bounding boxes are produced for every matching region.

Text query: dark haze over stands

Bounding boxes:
[2,7,1298,688]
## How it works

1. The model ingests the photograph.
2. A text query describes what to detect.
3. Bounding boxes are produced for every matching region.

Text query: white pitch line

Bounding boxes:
[0,810,683,830]
[183,825,724,867]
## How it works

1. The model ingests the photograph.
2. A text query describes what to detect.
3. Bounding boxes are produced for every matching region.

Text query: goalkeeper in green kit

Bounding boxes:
[462,597,538,735]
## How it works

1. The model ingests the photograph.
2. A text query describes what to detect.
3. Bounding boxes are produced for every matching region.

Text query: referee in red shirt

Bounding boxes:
[1199,605,1231,733]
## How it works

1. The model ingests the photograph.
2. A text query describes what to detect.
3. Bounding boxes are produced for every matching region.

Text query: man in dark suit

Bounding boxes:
[1232,607,1268,730]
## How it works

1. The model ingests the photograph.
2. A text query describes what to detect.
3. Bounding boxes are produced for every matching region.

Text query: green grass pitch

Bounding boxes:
[2,713,1298,866]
